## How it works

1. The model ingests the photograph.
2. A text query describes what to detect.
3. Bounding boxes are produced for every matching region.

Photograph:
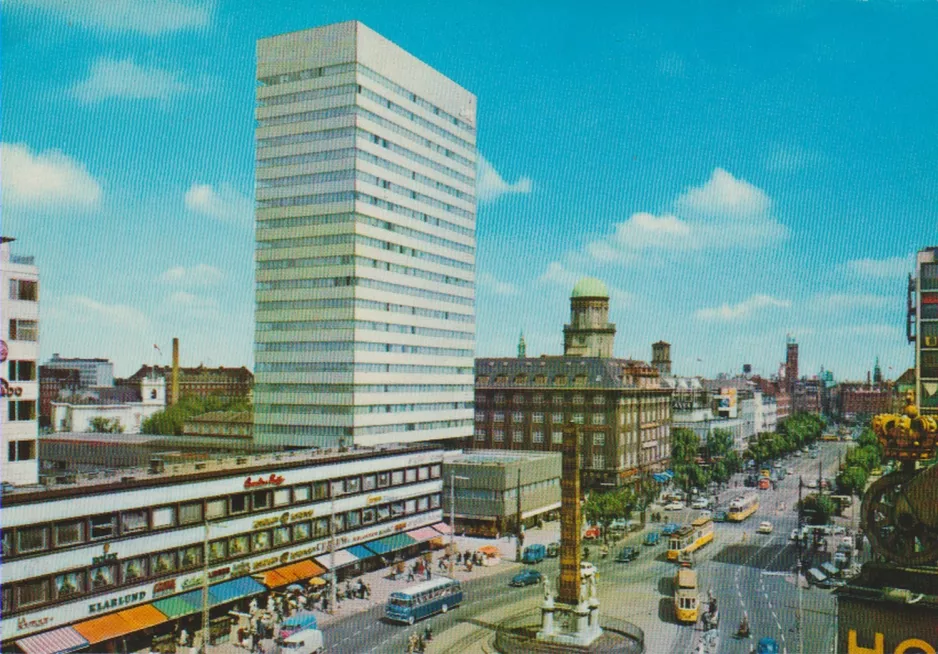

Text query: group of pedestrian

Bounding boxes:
[406,558,434,582]
[406,626,433,653]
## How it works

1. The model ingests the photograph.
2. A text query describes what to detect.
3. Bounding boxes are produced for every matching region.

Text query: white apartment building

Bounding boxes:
[254,21,477,448]
[2,237,39,486]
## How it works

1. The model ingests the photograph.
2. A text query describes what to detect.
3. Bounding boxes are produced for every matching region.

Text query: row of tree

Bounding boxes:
[835,426,883,497]
[141,394,252,435]
[743,412,826,465]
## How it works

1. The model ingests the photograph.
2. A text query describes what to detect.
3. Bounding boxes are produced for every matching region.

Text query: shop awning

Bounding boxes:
[16,627,89,654]
[345,544,376,560]
[407,526,440,542]
[72,614,134,645]
[209,576,266,605]
[431,522,452,535]
[152,592,202,620]
[259,560,326,587]
[315,548,359,569]
[365,533,416,555]
[116,605,168,631]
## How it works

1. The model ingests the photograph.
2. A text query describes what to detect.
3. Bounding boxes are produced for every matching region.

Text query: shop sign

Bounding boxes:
[152,579,176,597]
[181,577,204,590]
[394,522,407,532]
[16,616,53,632]
[290,509,315,522]
[231,563,251,576]
[92,544,117,566]
[253,556,280,571]
[847,630,937,654]
[209,566,230,580]
[289,544,322,561]
[89,591,146,614]
[244,474,284,489]
[253,516,281,529]
[366,495,383,505]
[0,378,24,398]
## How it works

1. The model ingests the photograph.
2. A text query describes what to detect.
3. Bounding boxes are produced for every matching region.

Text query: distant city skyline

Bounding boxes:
[3,1,937,378]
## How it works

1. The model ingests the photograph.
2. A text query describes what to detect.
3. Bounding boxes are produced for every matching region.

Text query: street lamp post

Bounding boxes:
[202,522,210,653]
[449,472,469,578]
[329,488,336,615]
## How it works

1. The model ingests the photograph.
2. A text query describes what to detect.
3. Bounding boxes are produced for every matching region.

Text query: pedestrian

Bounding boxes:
[407,567,416,582]
[426,566,432,580]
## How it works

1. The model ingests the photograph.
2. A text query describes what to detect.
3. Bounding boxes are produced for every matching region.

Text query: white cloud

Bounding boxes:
[585,168,788,261]
[845,256,912,279]
[477,272,519,296]
[810,293,891,311]
[539,262,633,306]
[1,142,102,210]
[11,0,212,35]
[184,183,252,224]
[72,57,189,103]
[159,264,223,286]
[695,294,791,322]
[477,155,532,203]
[63,295,148,331]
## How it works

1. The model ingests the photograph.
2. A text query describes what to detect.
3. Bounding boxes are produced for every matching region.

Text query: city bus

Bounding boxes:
[727,494,760,522]
[385,577,463,625]
[673,566,699,623]
[667,517,714,561]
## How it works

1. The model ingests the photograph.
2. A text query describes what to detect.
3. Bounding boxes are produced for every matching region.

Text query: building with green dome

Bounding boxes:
[564,277,616,358]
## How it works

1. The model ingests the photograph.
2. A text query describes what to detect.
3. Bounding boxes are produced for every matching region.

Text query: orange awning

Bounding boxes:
[72,614,133,645]
[477,545,500,556]
[259,560,327,587]
[117,605,168,631]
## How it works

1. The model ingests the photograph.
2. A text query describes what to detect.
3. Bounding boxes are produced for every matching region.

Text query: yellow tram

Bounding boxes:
[666,516,714,561]
[674,566,699,623]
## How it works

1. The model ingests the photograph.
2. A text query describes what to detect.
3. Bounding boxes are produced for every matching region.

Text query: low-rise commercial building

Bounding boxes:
[182,411,253,440]
[442,450,561,537]
[2,445,446,653]
[50,376,167,435]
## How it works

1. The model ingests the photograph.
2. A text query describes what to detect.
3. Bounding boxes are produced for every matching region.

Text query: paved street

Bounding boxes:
[308,441,853,654]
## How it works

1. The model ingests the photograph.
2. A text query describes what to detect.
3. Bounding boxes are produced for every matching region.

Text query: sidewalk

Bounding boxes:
[203,532,529,653]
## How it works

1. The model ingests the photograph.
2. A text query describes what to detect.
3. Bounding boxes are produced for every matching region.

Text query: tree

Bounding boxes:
[671,428,700,466]
[89,416,124,433]
[799,493,836,526]
[706,428,734,460]
[835,466,868,498]
[583,487,636,543]
[141,394,251,435]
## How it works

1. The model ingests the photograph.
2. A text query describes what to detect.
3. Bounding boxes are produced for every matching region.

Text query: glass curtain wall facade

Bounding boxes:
[254,21,477,447]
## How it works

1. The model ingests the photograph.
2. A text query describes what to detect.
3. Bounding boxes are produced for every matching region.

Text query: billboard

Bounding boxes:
[717,388,738,418]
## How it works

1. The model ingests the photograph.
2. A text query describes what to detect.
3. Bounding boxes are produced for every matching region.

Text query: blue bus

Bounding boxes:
[385,577,464,625]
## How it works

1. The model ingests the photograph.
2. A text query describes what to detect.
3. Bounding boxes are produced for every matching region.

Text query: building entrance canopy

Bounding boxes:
[15,627,88,654]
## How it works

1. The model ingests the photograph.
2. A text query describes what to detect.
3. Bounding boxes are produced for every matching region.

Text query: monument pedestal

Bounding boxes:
[537,600,602,648]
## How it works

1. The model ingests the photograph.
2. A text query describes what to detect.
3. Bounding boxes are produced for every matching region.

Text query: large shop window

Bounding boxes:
[293,522,311,541]
[122,557,147,583]
[362,508,376,524]
[230,494,249,514]
[345,476,360,493]
[253,490,272,510]
[180,502,204,525]
[377,505,390,521]
[313,481,329,500]
[54,520,85,547]
[54,572,85,599]
[91,564,116,590]
[346,510,361,528]
[294,485,311,503]
[331,480,345,497]
[332,514,345,532]
[391,502,405,517]
[18,579,49,607]
[151,552,177,575]
[253,531,271,552]
[229,535,249,557]
[313,518,329,537]
[121,509,148,534]
[274,488,291,507]
[205,498,227,520]
[391,470,404,486]
[377,472,390,488]
[363,474,376,491]
[18,526,49,553]
[152,506,176,529]
[273,526,291,546]
[209,540,227,563]
[180,546,202,569]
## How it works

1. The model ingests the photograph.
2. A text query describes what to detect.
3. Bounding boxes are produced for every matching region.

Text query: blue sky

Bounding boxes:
[3,0,937,380]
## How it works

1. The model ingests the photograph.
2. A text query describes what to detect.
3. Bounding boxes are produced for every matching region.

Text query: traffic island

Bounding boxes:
[493,608,644,654]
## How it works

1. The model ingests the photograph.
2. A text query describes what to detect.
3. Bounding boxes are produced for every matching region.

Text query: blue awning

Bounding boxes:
[346,544,375,560]
[653,473,669,483]
[363,532,417,555]
[209,576,266,605]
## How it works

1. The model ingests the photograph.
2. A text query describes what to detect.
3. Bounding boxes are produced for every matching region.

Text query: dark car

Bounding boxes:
[661,523,680,536]
[713,510,729,523]
[510,569,543,587]
[546,542,560,557]
[615,546,638,562]
[643,531,660,546]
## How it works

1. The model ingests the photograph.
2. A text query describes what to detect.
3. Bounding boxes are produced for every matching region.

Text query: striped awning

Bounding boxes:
[72,613,133,645]
[16,627,89,654]
[259,560,325,587]
[407,526,441,542]
[431,522,452,535]
[345,544,376,560]
[209,576,266,605]
[364,533,416,555]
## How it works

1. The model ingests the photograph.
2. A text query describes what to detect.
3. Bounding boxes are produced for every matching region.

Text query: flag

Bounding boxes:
[153,344,162,355]
[697,358,702,362]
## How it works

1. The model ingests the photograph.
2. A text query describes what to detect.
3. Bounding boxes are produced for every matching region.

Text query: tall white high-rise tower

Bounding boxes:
[254,21,477,448]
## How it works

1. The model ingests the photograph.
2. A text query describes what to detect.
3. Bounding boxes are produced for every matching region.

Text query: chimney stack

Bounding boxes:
[171,337,180,405]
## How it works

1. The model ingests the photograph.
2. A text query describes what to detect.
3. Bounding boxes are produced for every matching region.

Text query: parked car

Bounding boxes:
[664,502,684,511]
[510,569,543,587]
[713,510,728,523]
[609,519,628,532]
[583,526,602,540]
[643,531,660,546]
[280,611,318,639]
[546,542,560,558]
[661,523,681,535]
[615,546,638,562]
[580,562,597,578]
[272,629,324,654]
[691,498,709,510]
[757,637,780,654]
[522,544,546,564]
[758,521,774,534]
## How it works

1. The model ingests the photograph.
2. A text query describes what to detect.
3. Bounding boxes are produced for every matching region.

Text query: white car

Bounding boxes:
[832,526,846,536]
[805,480,818,489]
[691,498,709,509]
[790,529,800,542]
[664,502,684,511]
[757,521,773,534]
[580,561,597,578]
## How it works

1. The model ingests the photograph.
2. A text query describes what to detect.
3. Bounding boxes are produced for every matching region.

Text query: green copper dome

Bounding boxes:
[571,277,609,299]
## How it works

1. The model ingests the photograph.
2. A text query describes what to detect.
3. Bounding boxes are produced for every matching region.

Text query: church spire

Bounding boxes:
[518,330,527,359]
